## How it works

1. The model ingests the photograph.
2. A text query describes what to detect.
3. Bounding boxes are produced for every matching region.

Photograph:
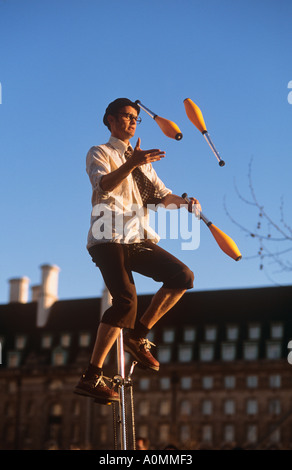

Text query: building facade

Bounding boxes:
[0,266,291,450]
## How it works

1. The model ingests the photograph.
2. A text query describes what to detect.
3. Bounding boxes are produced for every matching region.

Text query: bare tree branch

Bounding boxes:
[224,159,292,280]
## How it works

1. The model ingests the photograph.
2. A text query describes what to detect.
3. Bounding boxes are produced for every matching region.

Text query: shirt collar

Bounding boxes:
[108,136,131,154]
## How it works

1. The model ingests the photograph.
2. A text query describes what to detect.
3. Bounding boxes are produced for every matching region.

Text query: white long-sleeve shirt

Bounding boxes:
[86,136,172,248]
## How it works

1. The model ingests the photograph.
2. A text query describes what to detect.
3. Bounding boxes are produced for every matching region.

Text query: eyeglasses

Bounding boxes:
[118,112,142,124]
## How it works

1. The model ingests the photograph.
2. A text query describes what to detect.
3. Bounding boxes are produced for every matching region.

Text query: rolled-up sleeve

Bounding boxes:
[86,146,111,196]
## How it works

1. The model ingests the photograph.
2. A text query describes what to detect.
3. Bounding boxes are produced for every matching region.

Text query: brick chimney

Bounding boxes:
[31,285,41,302]
[9,277,30,303]
[37,264,60,327]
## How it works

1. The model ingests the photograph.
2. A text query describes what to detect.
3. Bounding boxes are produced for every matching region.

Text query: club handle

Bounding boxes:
[181,193,211,226]
[135,100,157,119]
[203,132,225,167]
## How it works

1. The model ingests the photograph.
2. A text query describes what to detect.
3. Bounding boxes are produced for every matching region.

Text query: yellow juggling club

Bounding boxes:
[182,193,242,261]
[184,98,225,167]
[135,100,183,141]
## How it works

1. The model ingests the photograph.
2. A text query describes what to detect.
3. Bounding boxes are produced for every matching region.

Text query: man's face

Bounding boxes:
[108,106,138,142]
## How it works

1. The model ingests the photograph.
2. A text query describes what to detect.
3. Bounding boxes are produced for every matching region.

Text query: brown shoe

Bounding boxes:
[74,371,120,404]
[123,333,160,371]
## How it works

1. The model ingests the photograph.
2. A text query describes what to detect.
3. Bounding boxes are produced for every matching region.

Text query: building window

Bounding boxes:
[205,325,217,341]
[163,328,175,343]
[246,398,258,415]
[138,400,150,416]
[266,341,282,359]
[48,403,62,445]
[139,378,150,391]
[221,343,236,361]
[159,424,170,443]
[52,347,67,366]
[159,399,171,416]
[202,376,213,390]
[42,334,53,349]
[157,346,172,363]
[224,399,235,415]
[226,325,239,341]
[180,424,191,442]
[183,327,196,342]
[223,424,235,443]
[15,335,27,350]
[48,380,63,392]
[50,403,62,418]
[138,425,149,440]
[202,424,213,444]
[60,333,71,348]
[270,322,283,339]
[269,375,281,388]
[180,400,192,416]
[243,342,258,360]
[202,399,213,415]
[199,343,214,361]
[178,344,192,362]
[100,424,108,444]
[79,332,91,347]
[246,424,257,444]
[246,376,258,388]
[248,323,261,340]
[160,377,171,390]
[181,376,192,390]
[224,376,236,389]
[268,398,281,415]
[269,427,281,444]
[7,351,21,368]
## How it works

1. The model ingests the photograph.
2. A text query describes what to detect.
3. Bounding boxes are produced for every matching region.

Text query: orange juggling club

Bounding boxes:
[184,98,225,167]
[135,100,183,141]
[182,193,242,261]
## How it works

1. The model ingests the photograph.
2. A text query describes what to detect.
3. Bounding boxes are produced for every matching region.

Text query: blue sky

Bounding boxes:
[0,0,291,303]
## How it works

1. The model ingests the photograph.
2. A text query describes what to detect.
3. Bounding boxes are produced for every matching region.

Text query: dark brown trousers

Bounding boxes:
[88,240,194,329]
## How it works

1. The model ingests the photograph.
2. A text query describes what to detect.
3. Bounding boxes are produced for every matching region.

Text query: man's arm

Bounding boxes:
[99,158,134,192]
[100,138,165,192]
[161,193,202,214]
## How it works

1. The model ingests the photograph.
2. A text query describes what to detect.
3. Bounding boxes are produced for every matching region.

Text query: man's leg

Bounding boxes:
[75,244,138,401]
[75,325,126,403]
[123,242,194,371]
[88,243,137,365]
[131,241,194,332]
[74,323,121,402]
[139,286,186,330]
[90,323,121,368]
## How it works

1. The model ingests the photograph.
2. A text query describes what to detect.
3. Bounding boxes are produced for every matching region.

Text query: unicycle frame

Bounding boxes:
[113,330,137,450]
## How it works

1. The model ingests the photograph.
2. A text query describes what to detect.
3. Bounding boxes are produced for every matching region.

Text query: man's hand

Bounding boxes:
[187,196,201,218]
[160,194,202,217]
[130,138,165,168]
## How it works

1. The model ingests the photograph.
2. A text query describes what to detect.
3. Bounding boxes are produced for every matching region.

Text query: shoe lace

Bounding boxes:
[140,338,156,351]
[94,374,112,389]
